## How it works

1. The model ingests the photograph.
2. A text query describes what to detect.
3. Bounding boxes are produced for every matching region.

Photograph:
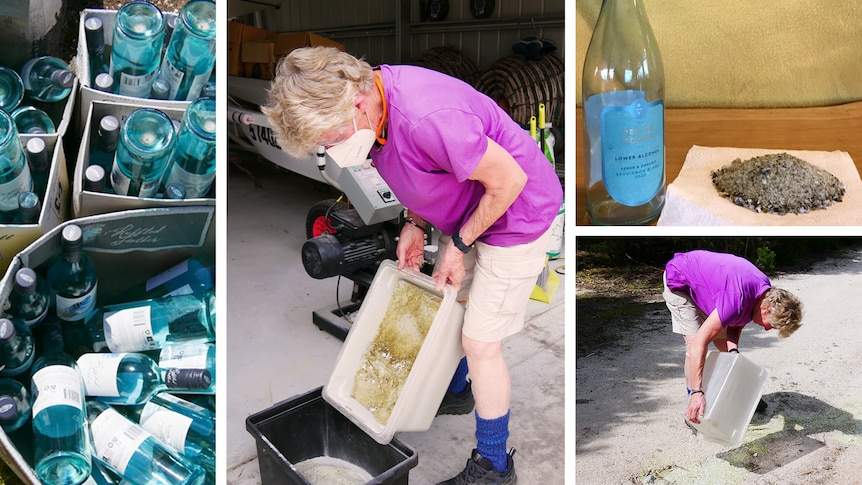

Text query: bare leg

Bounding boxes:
[683,335,694,391]
[463,335,509,418]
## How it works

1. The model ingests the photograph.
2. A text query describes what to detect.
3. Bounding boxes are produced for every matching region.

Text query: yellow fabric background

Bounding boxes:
[576,1,862,108]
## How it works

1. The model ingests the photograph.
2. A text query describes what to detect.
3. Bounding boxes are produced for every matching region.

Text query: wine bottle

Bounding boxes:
[0,110,33,222]
[0,318,35,377]
[84,164,108,194]
[158,342,216,394]
[87,290,215,353]
[47,224,99,325]
[110,108,176,198]
[158,0,216,101]
[86,400,206,485]
[582,0,666,225]
[11,105,55,134]
[25,137,50,198]
[149,77,170,100]
[84,16,111,85]
[20,56,75,103]
[90,114,121,174]
[0,377,31,433]
[164,182,186,200]
[0,66,24,112]
[6,267,50,328]
[110,2,165,98]
[93,72,115,94]
[30,319,92,485]
[12,191,41,224]
[76,352,212,405]
[113,257,214,304]
[123,393,215,476]
[162,97,215,198]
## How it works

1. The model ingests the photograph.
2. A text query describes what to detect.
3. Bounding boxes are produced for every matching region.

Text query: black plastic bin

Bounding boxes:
[246,386,419,485]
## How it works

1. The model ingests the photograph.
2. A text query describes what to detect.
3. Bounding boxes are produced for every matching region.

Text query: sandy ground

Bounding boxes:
[576,247,862,484]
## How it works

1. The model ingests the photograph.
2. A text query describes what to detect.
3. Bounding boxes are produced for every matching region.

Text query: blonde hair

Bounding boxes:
[763,287,802,338]
[261,46,375,158]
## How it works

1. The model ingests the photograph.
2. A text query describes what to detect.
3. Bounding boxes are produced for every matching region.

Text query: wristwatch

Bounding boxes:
[452,229,474,254]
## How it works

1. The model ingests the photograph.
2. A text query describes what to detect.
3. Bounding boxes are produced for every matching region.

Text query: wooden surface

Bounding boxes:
[574,101,862,225]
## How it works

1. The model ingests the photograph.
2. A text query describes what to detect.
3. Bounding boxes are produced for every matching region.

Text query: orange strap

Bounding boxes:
[374,75,388,145]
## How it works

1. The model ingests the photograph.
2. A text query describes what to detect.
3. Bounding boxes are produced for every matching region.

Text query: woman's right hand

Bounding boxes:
[396,224,425,271]
[685,392,706,423]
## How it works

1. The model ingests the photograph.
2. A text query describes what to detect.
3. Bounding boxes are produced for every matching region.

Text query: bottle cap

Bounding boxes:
[150,78,170,100]
[165,368,212,390]
[61,224,84,257]
[0,319,15,341]
[0,396,17,421]
[14,268,37,295]
[94,73,114,93]
[51,70,76,89]
[16,192,40,222]
[165,183,186,200]
[25,138,49,172]
[85,164,107,192]
[84,16,105,53]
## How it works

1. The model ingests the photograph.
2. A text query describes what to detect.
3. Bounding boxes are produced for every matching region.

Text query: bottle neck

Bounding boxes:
[163,368,212,390]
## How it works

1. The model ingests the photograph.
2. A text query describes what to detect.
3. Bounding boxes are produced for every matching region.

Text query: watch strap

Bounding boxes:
[452,229,474,254]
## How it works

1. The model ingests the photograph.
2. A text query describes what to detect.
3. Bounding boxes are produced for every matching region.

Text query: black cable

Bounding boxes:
[336,274,353,324]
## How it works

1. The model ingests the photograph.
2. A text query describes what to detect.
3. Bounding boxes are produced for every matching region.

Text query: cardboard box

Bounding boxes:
[0,134,70,276]
[0,206,216,485]
[241,31,344,80]
[75,9,193,139]
[73,99,215,218]
[228,21,276,77]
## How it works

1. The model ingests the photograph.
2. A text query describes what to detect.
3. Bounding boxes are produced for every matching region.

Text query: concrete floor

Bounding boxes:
[225,150,566,484]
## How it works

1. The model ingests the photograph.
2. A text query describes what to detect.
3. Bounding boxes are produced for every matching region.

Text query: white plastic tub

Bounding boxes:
[687,351,771,447]
[323,260,465,444]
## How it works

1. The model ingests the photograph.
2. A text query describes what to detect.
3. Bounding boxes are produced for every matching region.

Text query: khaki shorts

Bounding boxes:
[440,228,551,343]
[662,272,727,339]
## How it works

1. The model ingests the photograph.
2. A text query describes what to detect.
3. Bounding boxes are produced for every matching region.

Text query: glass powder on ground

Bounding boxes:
[711,152,846,215]
[352,280,441,425]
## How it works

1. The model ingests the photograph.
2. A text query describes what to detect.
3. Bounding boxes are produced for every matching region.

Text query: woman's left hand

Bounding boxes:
[396,224,426,271]
[433,239,466,291]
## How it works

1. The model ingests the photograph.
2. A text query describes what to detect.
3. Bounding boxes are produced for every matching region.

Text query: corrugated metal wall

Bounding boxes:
[245,0,564,70]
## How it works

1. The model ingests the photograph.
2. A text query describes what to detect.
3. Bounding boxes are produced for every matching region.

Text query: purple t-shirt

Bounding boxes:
[370,65,563,246]
[665,250,771,328]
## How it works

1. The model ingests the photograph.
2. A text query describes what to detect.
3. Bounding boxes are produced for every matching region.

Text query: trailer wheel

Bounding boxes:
[306,199,348,239]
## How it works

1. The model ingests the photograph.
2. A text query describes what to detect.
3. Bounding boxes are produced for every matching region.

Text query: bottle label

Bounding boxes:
[91,407,151,475]
[110,165,160,198]
[600,94,664,206]
[165,163,215,199]
[76,353,124,397]
[160,343,209,369]
[162,59,185,99]
[0,164,33,212]
[146,259,191,292]
[55,283,98,322]
[164,284,195,297]
[140,402,192,451]
[31,365,83,416]
[118,70,157,98]
[104,306,157,352]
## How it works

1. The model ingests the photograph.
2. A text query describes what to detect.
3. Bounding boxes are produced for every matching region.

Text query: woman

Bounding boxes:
[663,250,803,424]
[263,46,562,484]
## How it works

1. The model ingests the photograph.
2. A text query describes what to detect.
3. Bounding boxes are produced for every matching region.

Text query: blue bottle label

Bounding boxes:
[600,95,664,206]
[56,283,97,322]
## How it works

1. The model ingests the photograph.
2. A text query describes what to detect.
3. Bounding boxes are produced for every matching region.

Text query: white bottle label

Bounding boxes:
[91,407,151,475]
[111,163,159,198]
[164,284,194,297]
[104,306,157,352]
[0,164,33,212]
[77,353,124,397]
[165,163,215,198]
[56,283,97,322]
[162,59,185,100]
[146,260,190,291]
[139,402,192,452]
[160,343,208,369]
[118,70,157,98]
[31,365,83,416]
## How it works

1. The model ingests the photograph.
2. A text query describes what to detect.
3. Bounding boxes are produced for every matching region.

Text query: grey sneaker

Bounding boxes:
[437,449,517,485]
[436,381,475,416]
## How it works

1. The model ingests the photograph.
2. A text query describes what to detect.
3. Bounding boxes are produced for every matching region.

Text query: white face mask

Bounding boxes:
[326,116,376,168]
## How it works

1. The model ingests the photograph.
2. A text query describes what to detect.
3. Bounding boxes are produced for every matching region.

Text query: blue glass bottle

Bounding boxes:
[111,108,175,198]
[25,137,49,197]
[0,110,34,222]
[20,56,75,103]
[7,267,50,328]
[86,400,206,485]
[30,319,92,485]
[77,352,212,405]
[47,224,99,326]
[0,66,24,112]
[0,377,31,433]
[86,290,215,353]
[124,392,215,478]
[163,97,215,198]
[90,114,120,173]
[158,342,216,394]
[12,190,41,224]
[85,16,111,85]
[158,0,215,101]
[0,317,35,377]
[11,105,55,134]
[110,2,165,98]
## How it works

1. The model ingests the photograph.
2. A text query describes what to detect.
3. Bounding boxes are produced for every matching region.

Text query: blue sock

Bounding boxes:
[447,357,469,394]
[475,410,510,474]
